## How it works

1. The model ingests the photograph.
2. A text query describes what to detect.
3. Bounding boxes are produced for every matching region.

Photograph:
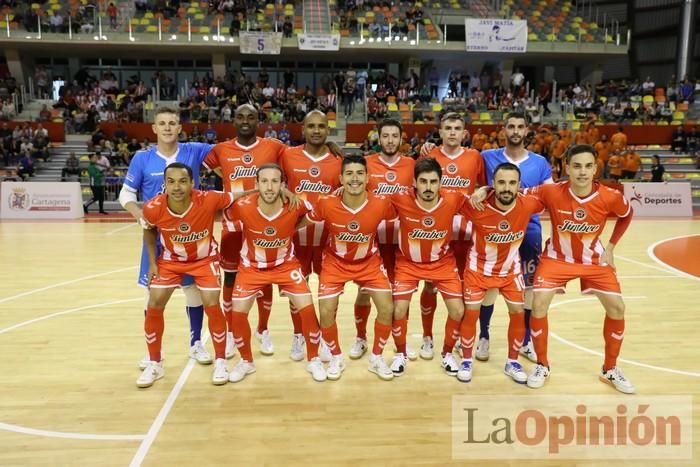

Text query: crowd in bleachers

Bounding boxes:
[0,122,52,180]
[334,0,427,39]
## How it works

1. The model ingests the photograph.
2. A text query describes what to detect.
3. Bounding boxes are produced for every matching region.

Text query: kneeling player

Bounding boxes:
[459,163,545,384]
[389,159,465,377]
[138,163,234,388]
[224,164,326,383]
[300,155,398,381]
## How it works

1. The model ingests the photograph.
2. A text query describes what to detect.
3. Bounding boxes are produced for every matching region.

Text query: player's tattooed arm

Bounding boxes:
[144,228,159,281]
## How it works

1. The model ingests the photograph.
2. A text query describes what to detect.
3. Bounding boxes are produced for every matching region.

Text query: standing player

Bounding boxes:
[420,112,485,359]
[300,155,397,381]
[138,163,233,388]
[203,104,286,358]
[525,144,635,393]
[119,106,214,369]
[224,164,327,383]
[478,111,553,363]
[459,163,545,384]
[351,118,415,360]
[388,159,465,377]
[279,110,342,361]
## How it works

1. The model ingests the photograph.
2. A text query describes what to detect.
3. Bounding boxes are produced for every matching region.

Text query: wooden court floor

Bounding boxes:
[0,218,699,467]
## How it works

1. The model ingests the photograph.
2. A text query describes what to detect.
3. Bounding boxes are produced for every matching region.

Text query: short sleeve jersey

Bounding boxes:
[142,189,234,262]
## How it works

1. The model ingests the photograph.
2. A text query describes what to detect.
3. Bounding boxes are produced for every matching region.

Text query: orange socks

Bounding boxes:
[392,316,408,354]
[298,304,321,360]
[231,311,253,362]
[145,307,165,362]
[420,287,437,338]
[372,320,392,355]
[354,304,372,339]
[442,317,461,355]
[530,315,549,367]
[222,284,234,333]
[459,310,479,359]
[204,304,227,360]
[256,285,273,333]
[289,301,303,334]
[507,312,526,360]
[603,316,625,371]
[321,322,342,355]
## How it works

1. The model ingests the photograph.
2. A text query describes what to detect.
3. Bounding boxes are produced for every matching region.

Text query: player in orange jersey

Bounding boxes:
[458,163,545,384]
[525,144,635,393]
[204,104,286,359]
[279,110,342,362]
[472,128,488,151]
[139,163,235,388]
[610,126,627,153]
[420,112,485,359]
[223,163,327,383]
[350,118,416,360]
[299,155,397,381]
[387,158,466,377]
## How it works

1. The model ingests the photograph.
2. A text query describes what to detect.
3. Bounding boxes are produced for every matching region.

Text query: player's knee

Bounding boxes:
[199,291,219,308]
[354,292,371,306]
[182,284,203,307]
[605,299,625,319]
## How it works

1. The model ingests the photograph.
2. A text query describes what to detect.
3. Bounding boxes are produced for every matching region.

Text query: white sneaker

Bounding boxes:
[306,357,327,382]
[212,358,229,385]
[349,338,368,359]
[406,342,418,361]
[390,353,408,376]
[326,354,346,380]
[225,331,236,359]
[189,341,213,365]
[136,361,164,388]
[289,333,305,361]
[368,354,394,380]
[504,360,527,384]
[519,341,537,363]
[475,338,490,361]
[228,359,256,383]
[318,339,332,363]
[599,367,636,394]
[527,364,550,389]
[139,351,150,370]
[457,359,473,383]
[441,352,459,376]
[255,329,275,356]
[419,336,434,360]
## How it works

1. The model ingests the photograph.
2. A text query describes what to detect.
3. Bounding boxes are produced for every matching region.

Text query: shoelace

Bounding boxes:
[534,365,548,377]
[611,368,627,381]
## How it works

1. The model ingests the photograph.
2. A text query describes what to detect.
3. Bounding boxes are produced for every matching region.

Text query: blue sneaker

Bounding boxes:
[504,360,527,384]
[457,359,473,383]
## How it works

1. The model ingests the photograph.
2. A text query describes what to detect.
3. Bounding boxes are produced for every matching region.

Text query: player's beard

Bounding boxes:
[418,190,435,202]
[261,190,280,204]
[381,146,399,158]
[495,191,515,205]
[506,134,523,147]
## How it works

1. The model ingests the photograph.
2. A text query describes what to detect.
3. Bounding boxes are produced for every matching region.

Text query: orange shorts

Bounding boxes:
[219,228,242,272]
[231,259,310,301]
[378,243,397,283]
[150,257,221,291]
[393,253,462,301]
[318,252,392,299]
[534,258,622,296]
[463,268,525,305]
[295,243,323,278]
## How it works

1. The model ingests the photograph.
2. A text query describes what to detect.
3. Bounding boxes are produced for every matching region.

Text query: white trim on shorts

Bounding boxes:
[581,287,623,297]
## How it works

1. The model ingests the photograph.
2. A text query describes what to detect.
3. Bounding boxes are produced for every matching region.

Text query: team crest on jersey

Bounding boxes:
[421,216,435,227]
[498,220,510,231]
[347,220,360,232]
[264,226,277,236]
[446,163,458,175]
[178,222,191,233]
[242,153,253,165]
[385,171,397,182]
[574,208,587,221]
[308,166,321,178]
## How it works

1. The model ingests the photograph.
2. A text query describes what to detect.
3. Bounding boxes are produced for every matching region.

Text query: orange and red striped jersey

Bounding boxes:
[461,193,544,277]
[143,189,234,262]
[224,193,311,269]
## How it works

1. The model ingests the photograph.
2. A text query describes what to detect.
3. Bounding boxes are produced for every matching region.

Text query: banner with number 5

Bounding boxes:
[239,31,283,55]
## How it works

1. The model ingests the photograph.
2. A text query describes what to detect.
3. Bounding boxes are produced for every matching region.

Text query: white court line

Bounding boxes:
[617,275,679,279]
[105,223,137,235]
[647,234,700,282]
[616,254,685,276]
[0,422,145,441]
[0,298,142,335]
[129,332,211,467]
[0,266,138,305]
[549,297,700,378]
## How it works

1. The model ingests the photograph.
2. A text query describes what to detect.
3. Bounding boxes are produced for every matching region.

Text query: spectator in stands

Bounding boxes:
[107,2,118,29]
[672,126,686,153]
[95,150,111,173]
[61,152,81,181]
[204,123,217,143]
[687,127,699,157]
[679,77,694,103]
[610,126,627,152]
[17,151,34,179]
[264,124,277,139]
[511,68,525,95]
[32,134,50,161]
[650,155,665,182]
[429,67,439,99]
[621,147,641,179]
[622,103,637,121]
[607,150,623,181]
[368,20,380,38]
[642,76,655,95]
[230,14,242,36]
[135,0,148,12]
